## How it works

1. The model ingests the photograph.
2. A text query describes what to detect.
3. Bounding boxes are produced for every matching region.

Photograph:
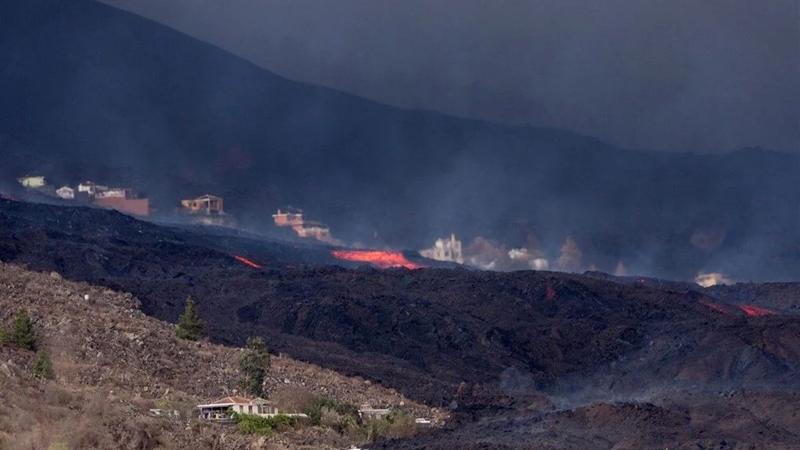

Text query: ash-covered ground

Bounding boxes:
[2,199,800,448]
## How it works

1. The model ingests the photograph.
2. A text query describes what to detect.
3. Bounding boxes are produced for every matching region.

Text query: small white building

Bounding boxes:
[358,404,391,420]
[197,396,308,421]
[197,396,276,420]
[17,176,46,188]
[56,186,75,200]
[95,188,134,199]
[420,233,464,264]
[77,181,109,196]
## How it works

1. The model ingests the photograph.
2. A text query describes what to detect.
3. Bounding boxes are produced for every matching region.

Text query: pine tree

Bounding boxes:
[176,297,204,341]
[32,350,54,379]
[239,336,270,397]
[10,309,36,350]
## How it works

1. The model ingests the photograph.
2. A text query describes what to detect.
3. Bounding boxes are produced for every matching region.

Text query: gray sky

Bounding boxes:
[99,0,799,152]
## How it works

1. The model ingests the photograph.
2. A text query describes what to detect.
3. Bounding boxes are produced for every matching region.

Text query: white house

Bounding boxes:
[358,404,391,420]
[17,176,46,188]
[197,396,308,421]
[56,186,75,200]
[77,181,109,196]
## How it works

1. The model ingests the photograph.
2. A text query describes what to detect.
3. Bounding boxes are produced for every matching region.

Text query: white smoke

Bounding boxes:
[530,258,550,270]
[695,272,733,287]
[556,237,583,273]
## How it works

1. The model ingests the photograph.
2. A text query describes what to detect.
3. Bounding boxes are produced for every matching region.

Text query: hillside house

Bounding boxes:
[77,181,109,196]
[17,176,46,188]
[358,404,391,420]
[180,194,224,215]
[56,186,75,200]
[197,396,308,421]
[93,188,149,217]
[272,208,304,227]
[294,221,333,242]
[96,188,135,199]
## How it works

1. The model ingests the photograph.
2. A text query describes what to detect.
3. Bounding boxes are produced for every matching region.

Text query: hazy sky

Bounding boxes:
[99,0,799,152]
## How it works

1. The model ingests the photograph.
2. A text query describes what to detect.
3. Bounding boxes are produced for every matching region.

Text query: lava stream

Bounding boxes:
[331,250,422,269]
[739,304,774,317]
[233,255,263,269]
[699,300,730,315]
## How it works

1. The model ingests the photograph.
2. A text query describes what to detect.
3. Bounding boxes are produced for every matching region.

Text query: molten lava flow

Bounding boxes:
[545,285,556,302]
[233,255,263,269]
[331,250,422,269]
[739,304,774,317]
[699,300,730,315]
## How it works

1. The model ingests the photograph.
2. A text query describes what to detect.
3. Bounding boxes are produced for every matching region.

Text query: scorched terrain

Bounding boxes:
[2,199,800,448]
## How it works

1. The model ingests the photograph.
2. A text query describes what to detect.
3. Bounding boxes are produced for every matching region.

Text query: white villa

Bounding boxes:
[197,396,308,421]
[17,176,46,188]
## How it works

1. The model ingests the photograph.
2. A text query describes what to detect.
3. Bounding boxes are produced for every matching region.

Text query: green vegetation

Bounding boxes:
[232,413,299,436]
[32,350,54,379]
[362,410,417,441]
[304,397,360,429]
[6,309,36,350]
[239,336,270,397]
[303,397,416,442]
[175,297,204,341]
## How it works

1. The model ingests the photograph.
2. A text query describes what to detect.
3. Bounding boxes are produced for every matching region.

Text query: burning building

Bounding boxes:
[179,194,234,227]
[420,234,464,264]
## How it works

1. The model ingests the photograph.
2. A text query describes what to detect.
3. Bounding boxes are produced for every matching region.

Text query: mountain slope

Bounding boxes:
[0,262,442,449]
[1,0,799,281]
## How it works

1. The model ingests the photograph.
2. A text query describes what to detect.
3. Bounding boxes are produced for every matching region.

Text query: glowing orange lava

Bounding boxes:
[699,300,730,315]
[233,255,263,269]
[331,250,422,269]
[739,304,774,317]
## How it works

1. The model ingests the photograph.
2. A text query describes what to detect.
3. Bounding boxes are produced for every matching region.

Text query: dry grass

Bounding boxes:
[0,263,445,449]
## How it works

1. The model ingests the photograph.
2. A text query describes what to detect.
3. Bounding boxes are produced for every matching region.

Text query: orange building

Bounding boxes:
[272,208,304,227]
[94,196,150,217]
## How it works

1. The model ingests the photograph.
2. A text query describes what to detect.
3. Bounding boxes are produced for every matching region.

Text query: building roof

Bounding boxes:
[191,194,222,201]
[197,396,269,408]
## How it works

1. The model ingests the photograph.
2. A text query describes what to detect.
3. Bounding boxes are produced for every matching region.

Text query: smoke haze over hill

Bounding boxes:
[98,0,800,153]
[1,1,799,284]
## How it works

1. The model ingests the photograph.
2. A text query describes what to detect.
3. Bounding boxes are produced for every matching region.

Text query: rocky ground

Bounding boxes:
[0,263,445,449]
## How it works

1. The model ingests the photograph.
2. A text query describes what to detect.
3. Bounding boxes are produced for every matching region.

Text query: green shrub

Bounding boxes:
[363,411,416,441]
[10,309,36,350]
[32,350,54,379]
[47,442,70,450]
[302,396,363,435]
[232,413,299,436]
[176,297,204,341]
